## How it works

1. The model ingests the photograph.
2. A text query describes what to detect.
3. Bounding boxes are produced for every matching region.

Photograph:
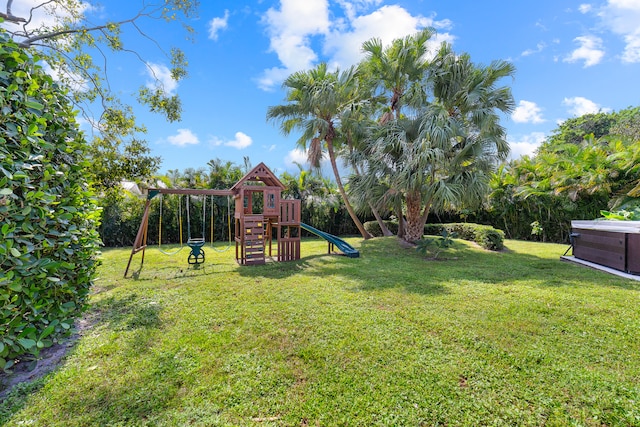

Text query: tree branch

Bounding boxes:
[1,0,26,23]
[17,14,140,48]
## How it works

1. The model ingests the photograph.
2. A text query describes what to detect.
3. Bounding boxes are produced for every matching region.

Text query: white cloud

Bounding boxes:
[564,35,605,67]
[145,63,178,95]
[512,100,545,124]
[258,2,452,90]
[335,0,384,21]
[620,33,640,62]
[209,132,253,149]
[598,0,640,62]
[258,0,330,89]
[285,148,311,168]
[226,132,253,149]
[208,10,229,40]
[168,129,199,146]
[508,132,547,159]
[579,3,593,13]
[521,42,546,57]
[562,96,611,116]
[256,67,292,91]
[324,5,453,69]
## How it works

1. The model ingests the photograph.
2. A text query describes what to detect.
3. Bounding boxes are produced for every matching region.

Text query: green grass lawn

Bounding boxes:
[2,237,640,426]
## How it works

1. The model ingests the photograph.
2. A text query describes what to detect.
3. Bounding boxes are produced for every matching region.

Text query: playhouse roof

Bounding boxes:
[230,162,285,191]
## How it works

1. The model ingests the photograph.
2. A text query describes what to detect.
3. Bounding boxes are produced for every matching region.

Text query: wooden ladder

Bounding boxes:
[243,215,265,265]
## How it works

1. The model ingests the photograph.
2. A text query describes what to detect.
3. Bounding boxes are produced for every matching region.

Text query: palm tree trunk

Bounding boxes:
[404,191,428,242]
[327,139,372,239]
[370,202,393,236]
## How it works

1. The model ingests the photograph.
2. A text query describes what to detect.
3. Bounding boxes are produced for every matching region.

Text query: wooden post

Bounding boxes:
[124,199,152,278]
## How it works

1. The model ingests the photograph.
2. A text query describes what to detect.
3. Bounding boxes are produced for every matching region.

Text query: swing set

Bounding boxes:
[157,193,233,260]
[124,187,234,277]
[124,162,352,278]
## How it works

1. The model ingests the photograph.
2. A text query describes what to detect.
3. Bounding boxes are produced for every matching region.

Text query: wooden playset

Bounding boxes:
[124,163,303,277]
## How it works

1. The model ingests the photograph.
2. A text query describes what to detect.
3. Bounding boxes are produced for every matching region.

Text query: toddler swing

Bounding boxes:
[186,194,206,265]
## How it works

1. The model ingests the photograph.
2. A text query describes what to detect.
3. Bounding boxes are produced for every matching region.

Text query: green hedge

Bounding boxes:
[363,220,399,237]
[0,32,101,370]
[426,223,504,251]
[364,221,504,251]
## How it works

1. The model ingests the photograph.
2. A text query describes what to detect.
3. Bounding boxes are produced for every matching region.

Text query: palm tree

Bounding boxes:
[361,28,435,121]
[360,44,516,242]
[337,95,396,236]
[267,63,372,239]
[357,28,436,237]
[207,158,243,189]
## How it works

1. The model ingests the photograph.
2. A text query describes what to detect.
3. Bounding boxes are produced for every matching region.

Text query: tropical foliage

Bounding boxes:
[267,63,373,239]
[0,32,101,369]
[351,44,515,242]
[484,107,640,242]
[270,32,515,243]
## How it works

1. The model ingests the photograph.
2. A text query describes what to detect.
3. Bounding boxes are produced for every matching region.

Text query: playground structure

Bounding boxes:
[124,163,358,277]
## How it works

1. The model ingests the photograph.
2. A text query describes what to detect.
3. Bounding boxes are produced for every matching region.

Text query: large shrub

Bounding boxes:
[433,223,505,251]
[0,32,101,369]
[364,220,504,250]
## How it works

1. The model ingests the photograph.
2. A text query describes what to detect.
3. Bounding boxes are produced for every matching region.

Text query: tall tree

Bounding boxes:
[358,44,515,242]
[361,27,435,121]
[359,28,435,237]
[338,95,395,236]
[267,63,372,239]
[207,158,244,189]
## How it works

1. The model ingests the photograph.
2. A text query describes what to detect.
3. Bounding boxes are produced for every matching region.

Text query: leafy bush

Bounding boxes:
[0,32,101,370]
[601,199,640,221]
[425,223,504,251]
[424,224,445,236]
[473,226,505,251]
[364,220,504,251]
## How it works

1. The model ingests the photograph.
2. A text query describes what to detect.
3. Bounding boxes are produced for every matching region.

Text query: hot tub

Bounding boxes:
[571,220,640,274]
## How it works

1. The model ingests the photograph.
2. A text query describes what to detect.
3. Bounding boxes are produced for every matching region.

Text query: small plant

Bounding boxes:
[601,209,640,221]
[530,221,543,237]
[601,199,640,220]
[415,229,458,259]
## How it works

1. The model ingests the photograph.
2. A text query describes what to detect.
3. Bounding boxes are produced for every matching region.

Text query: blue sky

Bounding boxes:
[16,1,640,176]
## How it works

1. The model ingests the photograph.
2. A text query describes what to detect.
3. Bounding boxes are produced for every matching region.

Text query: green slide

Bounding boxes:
[300,223,360,258]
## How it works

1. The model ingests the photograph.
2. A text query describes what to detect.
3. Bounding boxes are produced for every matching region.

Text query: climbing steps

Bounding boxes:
[239,215,265,265]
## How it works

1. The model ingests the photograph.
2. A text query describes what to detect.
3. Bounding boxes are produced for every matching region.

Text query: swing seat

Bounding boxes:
[187,238,206,265]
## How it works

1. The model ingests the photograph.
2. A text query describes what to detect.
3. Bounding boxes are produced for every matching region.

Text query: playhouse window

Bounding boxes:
[267,193,276,209]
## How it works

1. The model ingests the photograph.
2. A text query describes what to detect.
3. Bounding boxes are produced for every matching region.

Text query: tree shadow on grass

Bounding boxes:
[244,236,640,294]
[89,293,163,331]
[128,260,235,282]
